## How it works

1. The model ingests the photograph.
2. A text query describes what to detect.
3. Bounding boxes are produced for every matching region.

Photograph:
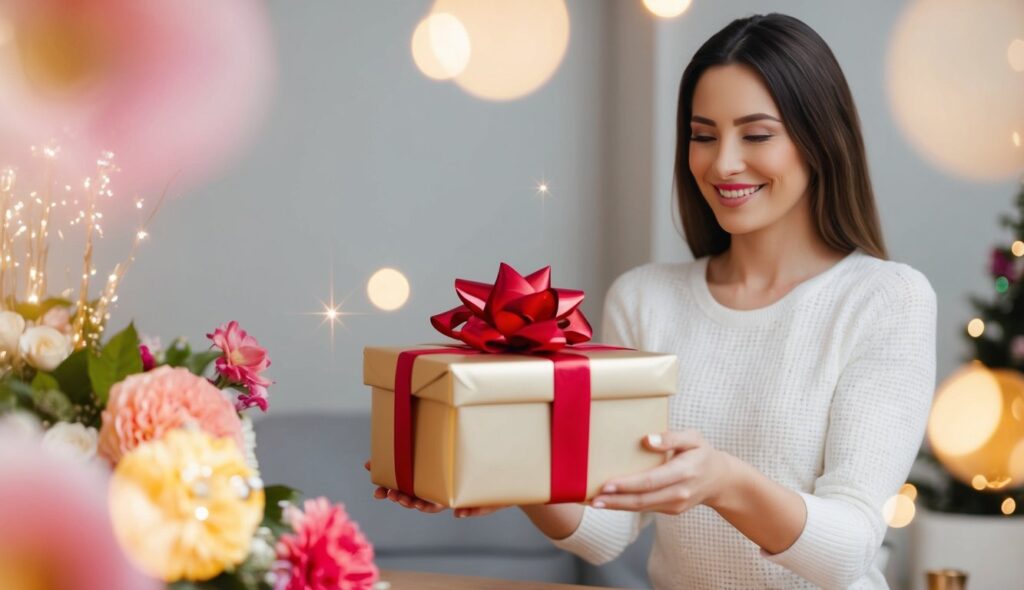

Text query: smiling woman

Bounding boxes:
[373,13,938,590]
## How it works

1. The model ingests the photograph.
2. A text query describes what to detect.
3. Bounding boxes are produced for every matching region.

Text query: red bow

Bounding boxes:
[430,263,593,353]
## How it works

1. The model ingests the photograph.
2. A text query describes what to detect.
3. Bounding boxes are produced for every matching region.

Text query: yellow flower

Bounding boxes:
[108,428,265,582]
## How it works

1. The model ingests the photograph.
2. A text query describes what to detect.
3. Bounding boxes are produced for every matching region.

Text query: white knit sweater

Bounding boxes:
[549,250,937,589]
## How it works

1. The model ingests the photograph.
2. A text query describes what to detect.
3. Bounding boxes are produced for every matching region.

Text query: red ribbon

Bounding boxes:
[430,263,593,354]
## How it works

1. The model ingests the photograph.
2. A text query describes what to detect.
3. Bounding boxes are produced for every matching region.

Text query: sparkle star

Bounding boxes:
[301,269,359,354]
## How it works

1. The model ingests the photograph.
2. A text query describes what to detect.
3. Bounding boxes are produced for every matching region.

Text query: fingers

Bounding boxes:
[372,486,447,513]
[591,485,695,514]
[600,459,691,495]
[644,429,704,453]
[453,506,506,518]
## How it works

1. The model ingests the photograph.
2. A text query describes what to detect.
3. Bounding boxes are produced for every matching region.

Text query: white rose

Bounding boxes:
[19,325,73,371]
[0,310,26,357]
[42,422,98,461]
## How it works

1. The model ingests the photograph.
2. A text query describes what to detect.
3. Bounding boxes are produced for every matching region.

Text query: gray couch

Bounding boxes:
[254,412,653,588]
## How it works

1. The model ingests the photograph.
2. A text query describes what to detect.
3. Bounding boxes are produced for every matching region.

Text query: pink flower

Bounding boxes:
[274,498,379,590]
[236,382,269,413]
[139,344,156,371]
[0,430,159,590]
[207,321,272,385]
[98,366,244,465]
[0,0,274,195]
[40,305,73,336]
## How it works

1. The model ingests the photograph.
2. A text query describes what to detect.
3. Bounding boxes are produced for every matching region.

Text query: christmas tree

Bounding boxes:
[915,179,1024,516]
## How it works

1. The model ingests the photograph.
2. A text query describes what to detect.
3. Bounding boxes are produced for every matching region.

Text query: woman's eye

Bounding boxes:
[745,135,773,143]
[689,136,714,143]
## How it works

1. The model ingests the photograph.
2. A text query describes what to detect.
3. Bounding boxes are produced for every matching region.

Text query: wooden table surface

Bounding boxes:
[378,569,620,590]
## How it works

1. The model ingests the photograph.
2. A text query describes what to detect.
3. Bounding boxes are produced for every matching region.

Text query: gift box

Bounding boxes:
[364,344,678,507]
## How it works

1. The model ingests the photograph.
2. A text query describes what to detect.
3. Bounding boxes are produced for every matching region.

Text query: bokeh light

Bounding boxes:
[996,276,1010,293]
[886,0,1024,181]
[1013,241,1024,257]
[411,12,471,80]
[1002,497,1017,515]
[642,0,693,19]
[928,364,1024,489]
[967,318,985,338]
[883,493,916,528]
[429,0,570,101]
[1009,39,1024,72]
[367,268,410,311]
[899,482,918,501]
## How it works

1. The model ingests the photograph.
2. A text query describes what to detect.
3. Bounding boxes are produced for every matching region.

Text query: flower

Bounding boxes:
[18,325,72,371]
[237,382,270,412]
[207,321,272,386]
[274,498,379,590]
[42,422,98,462]
[108,429,265,582]
[0,0,274,195]
[0,310,26,358]
[40,305,73,336]
[98,366,244,464]
[0,429,159,590]
[139,344,156,371]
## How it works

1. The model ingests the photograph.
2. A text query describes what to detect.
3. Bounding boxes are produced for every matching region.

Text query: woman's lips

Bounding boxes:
[715,184,765,208]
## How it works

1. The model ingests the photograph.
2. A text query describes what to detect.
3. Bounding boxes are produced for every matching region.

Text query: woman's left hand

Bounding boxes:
[590,429,737,515]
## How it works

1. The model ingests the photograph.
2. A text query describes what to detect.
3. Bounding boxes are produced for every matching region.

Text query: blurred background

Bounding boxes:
[1,0,1022,588]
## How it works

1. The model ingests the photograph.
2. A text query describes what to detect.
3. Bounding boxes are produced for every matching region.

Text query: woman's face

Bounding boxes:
[687,64,812,237]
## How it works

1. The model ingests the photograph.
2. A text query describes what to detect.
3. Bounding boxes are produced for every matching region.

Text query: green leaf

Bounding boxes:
[51,348,93,406]
[31,387,74,422]
[31,372,60,392]
[187,350,222,377]
[165,339,192,367]
[12,297,72,322]
[261,484,301,536]
[87,322,143,405]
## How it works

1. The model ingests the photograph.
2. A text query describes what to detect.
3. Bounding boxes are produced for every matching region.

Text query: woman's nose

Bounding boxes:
[712,136,746,178]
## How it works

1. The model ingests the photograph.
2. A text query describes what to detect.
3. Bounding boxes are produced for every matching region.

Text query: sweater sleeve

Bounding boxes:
[546,268,655,564]
[763,267,938,589]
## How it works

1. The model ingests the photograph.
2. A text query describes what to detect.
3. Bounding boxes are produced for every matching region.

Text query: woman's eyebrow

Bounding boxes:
[690,113,782,126]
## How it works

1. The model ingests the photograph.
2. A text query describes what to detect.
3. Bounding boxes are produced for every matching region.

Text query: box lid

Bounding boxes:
[363,344,677,407]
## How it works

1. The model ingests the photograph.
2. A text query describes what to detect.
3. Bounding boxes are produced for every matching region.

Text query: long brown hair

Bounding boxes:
[675,13,887,260]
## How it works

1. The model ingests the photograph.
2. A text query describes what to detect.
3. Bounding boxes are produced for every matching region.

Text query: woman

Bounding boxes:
[375,13,936,589]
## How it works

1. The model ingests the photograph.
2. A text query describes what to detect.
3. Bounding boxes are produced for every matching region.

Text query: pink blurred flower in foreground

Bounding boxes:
[274,498,379,590]
[236,382,269,412]
[0,0,274,195]
[98,366,244,465]
[0,425,158,590]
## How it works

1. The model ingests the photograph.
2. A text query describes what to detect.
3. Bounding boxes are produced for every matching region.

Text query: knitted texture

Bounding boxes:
[550,250,937,590]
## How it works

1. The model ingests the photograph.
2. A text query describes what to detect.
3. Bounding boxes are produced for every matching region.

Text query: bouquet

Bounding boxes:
[0,157,380,589]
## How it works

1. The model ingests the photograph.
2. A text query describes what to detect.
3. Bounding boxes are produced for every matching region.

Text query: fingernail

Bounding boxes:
[647,433,662,447]
[593,500,606,509]
[602,484,616,493]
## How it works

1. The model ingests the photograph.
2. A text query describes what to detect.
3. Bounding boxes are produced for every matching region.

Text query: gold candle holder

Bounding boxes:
[926,569,967,590]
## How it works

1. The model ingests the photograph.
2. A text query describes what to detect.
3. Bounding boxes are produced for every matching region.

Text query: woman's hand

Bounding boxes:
[589,429,737,515]
[364,460,507,518]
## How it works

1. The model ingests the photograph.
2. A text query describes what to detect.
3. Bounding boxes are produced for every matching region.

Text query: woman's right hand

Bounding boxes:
[365,460,506,517]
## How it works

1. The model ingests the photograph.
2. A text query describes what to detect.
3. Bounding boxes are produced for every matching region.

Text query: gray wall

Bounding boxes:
[107,1,1017,417]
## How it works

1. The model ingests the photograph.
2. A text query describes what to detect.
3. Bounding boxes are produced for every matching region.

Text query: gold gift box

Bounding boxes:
[364,345,678,508]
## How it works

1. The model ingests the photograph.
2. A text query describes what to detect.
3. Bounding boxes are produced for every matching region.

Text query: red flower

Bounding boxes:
[274,498,379,590]
[430,263,592,353]
[139,344,156,372]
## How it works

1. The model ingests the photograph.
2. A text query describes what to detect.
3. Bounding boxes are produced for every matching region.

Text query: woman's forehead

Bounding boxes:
[691,64,780,122]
